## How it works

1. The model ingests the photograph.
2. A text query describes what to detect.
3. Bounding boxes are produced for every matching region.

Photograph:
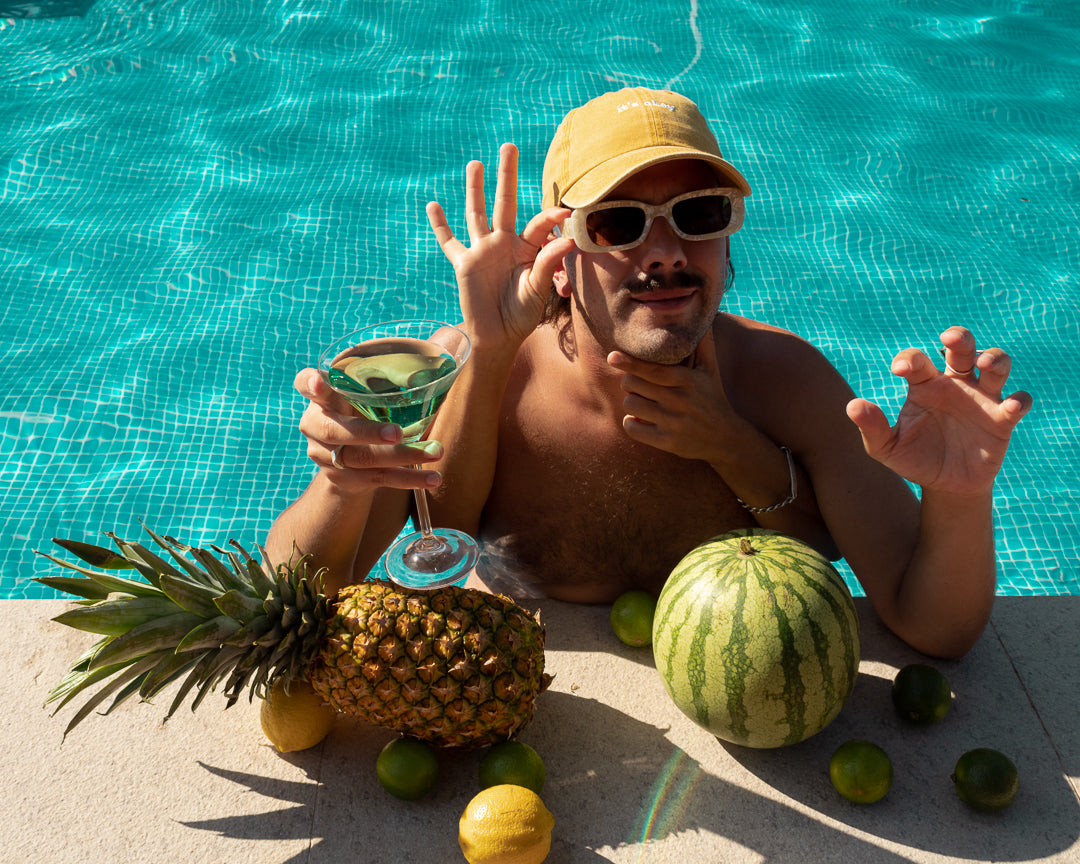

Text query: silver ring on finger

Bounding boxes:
[330,445,346,469]
[940,347,982,376]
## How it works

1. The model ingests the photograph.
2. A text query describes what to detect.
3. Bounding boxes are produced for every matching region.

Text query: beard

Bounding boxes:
[617,271,717,364]
[567,263,722,364]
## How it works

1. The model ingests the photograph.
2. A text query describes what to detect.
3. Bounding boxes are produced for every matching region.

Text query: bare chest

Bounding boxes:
[478,388,754,602]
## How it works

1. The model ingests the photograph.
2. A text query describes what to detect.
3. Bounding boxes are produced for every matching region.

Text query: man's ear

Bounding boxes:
[552,260,572,298]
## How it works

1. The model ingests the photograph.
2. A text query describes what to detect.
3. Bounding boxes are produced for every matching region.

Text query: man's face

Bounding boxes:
[561,159,729,364]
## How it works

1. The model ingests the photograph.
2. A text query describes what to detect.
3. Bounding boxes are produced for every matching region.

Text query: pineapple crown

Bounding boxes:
[34,526,332,740]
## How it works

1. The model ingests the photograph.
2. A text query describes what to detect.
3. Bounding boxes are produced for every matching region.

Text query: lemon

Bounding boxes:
[829,740,893,804]
[459,784,554,864]
[479,740,546,794]
[376,736,439,800]
[952,748,1019,812]
[892,663,952,724]
[259,678,336,753]
[610,590,657,647]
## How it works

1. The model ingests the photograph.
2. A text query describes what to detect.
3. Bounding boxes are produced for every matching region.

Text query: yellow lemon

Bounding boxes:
[459,784,554,864]
[259,678,336,753]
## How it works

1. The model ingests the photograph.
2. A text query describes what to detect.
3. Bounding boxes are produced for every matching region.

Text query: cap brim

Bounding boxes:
[560,147,752,208]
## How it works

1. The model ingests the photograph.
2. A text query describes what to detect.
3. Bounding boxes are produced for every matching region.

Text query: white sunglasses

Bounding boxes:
[559,187,745,253]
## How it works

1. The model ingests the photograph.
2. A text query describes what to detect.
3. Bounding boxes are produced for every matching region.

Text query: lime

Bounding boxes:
[610,590,657,647]
[376,736,439,800]
[459,784,554,864]
[479,740,546,794]
[259,678,336,753]
[892,663,952,724]
[952,748,1019,812]
[829,740,893,804]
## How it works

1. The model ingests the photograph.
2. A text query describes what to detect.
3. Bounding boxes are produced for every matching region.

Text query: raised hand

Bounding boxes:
[608,333,736,461]
[846,327,1033,494]
[426,142,575,352]
[292,368,443,492]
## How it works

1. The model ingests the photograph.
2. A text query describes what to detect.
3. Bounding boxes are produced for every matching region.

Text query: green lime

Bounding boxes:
[478,740,546,794]
[829,740,893,804]
[892,663,952,724]
[376,736,439,800]
[610,590,657,647]
[952,748,1019,812]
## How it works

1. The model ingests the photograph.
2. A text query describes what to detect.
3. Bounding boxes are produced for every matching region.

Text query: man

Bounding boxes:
[266,88,1032,658]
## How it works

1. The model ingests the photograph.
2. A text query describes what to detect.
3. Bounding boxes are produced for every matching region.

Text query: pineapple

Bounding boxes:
[34,527,551,749]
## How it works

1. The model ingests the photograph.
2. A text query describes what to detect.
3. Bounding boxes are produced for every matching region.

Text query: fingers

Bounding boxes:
[426,201,464,260]
[491,143,518,234]
[890,348,938,385]
[293,366,446,488]
[305,414,442,487]
[608,350,685,385]
[320,441,444,489]
[972,348,1010,400]
[940,326,977,377]
[464,158,489,239]
[1002,389,1034,422]
[845,397,894,458]
[937,328,1028,407]
[522,206,573,248]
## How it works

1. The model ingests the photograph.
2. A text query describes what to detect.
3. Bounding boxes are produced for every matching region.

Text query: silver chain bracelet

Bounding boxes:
[737,446,798,514]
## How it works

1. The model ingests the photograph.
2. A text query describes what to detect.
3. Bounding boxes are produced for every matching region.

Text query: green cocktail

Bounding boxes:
[318,320,478,589]
[325,338,457,441]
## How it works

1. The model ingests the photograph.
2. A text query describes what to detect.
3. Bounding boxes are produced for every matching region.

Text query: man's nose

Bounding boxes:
[638,215,687,271]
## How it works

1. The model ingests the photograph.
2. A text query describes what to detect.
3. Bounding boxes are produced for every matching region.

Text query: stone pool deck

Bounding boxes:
[1,595,1077,863]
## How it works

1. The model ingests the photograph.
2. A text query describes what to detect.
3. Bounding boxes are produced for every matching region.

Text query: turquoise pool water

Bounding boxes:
[2,0,1077,599]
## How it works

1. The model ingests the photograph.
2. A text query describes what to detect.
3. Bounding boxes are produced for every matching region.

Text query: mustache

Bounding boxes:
[625,271,705,294]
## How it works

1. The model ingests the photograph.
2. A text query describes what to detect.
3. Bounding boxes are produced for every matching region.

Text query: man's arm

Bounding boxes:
[608,327,837,558]
[263,368,441,595]
[796,327,1031,657]
[421,143,573,533]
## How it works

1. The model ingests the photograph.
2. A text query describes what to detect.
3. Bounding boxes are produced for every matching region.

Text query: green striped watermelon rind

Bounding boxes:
[652,528,860,749]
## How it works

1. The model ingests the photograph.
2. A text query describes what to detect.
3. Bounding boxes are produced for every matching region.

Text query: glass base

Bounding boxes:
[384,528,479,590]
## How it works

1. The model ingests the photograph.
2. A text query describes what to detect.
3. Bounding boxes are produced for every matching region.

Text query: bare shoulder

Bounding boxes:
[714,313,855,410]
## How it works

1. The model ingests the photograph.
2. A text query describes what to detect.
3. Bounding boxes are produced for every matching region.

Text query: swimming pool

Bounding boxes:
[2,0,1077,599]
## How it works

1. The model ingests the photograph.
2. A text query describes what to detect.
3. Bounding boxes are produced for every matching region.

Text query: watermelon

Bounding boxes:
[652,528,860,748]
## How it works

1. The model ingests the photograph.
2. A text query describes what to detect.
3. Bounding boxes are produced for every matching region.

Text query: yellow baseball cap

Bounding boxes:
[541,88,752,210]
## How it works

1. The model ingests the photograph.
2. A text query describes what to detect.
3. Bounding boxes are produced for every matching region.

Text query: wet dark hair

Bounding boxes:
[538,257,736,327]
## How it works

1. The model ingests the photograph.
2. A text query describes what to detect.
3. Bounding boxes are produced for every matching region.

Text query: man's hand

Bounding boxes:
[293,368,444,492]
[426,142,574,352]
[608,333,739,461]
[846,327,1033,494]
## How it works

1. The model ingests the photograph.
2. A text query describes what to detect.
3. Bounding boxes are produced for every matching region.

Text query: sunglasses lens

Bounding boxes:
[585,207,647,248]
[672,195,732,235]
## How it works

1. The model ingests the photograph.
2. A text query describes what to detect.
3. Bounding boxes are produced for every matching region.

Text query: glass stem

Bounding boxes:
[411,465,442,547]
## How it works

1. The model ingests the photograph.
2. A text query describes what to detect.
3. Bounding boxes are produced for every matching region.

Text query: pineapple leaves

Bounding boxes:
[157,572,224,619]
[213,589,264,621]
[59,655,161,741]
[138,652,201,701]
[52,537,136,570]
[38,529,336,739]
[33,551,163,598]
[175,616,243,653]
[87,612,205,672]
[233,541,278,598]
[34,575,114,601]
[52,594,182,636]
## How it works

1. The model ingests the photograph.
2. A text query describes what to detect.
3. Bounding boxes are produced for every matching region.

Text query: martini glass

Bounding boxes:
[318,319,479,589]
